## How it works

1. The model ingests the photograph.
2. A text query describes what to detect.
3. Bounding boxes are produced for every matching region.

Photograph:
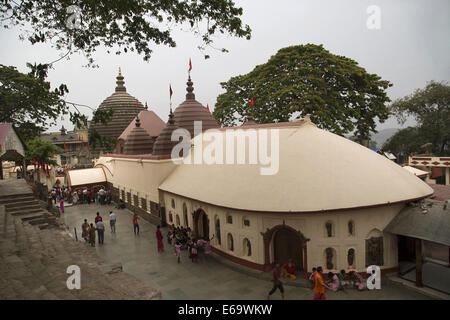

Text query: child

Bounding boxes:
[309,267,317,289]
[175,241,181,263]
[191,242,198,263]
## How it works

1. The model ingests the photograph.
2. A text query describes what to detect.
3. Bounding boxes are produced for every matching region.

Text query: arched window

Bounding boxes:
[169,213,173,223]
[176,215,180,226]
[348,220,355,236]
[347,248,355,267]
[366,229,384,266]
[183,203,188,227]
[227,233,234,251]
[171,199,175,209]
[215,216,221,245]
[324,247,337,270]
[227,214,233,224]
[325,221,334,237]
[243,238,251,256]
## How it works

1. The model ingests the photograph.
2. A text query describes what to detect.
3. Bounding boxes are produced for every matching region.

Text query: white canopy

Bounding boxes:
[67,168,106,187]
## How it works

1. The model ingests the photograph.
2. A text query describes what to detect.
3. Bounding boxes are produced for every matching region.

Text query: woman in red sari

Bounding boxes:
[156,225,164,252]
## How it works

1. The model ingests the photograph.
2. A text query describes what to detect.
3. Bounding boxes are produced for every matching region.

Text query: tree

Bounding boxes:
[382,127,427,156]
[390,81,450,155]
[213,44,392,141]
[0,0,251,65]
[25,137,61,165]
[0,64,114,141]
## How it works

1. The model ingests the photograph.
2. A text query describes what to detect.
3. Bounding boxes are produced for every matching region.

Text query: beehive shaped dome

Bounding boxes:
[89,68,145,155]
[123,117,154,155]
[152,110,180,156]
[173,76,219,138]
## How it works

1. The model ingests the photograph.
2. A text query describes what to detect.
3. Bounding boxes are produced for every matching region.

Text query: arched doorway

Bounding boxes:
[193,209,209,239]
[273,227,303,271]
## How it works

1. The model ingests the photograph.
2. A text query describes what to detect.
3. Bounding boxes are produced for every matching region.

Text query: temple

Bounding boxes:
[74,68,444,279]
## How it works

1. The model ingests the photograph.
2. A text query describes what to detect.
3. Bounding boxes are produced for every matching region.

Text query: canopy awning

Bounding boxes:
[67,167,106,187]
[384,199,450,246]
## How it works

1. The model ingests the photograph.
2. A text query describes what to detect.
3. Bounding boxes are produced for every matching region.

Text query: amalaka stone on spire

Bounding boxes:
[115,67,126,92]
[186,75,195,100]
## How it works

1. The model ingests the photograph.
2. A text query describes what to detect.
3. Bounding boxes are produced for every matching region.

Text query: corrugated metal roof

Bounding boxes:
[384,199,450,246]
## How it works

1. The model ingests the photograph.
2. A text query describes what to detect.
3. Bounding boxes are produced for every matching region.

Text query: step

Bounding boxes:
[21,213,46,221]
[5,200,40,209]
[10,208,45,216]
[28,217,56,226]
[0,193,34,202]
[7,203,42,212]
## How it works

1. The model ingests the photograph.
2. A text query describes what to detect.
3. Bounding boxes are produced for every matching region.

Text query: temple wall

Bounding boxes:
[161,190,402,274]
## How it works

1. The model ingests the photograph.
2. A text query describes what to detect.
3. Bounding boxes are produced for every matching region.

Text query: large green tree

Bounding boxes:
[389,81,450,155]
[382,127,427,156]
[213,44,392,141]
[0,64,113,141]
[25,137,61,165]
[0,0,251,64]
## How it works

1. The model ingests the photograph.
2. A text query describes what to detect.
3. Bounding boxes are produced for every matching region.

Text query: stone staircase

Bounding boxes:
[0,192,52,229]
[0,182,161,300]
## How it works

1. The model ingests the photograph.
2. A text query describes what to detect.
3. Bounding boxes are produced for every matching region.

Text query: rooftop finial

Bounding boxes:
[145,102,148,110]
[115,67,126,92]
[135,116,141,128]
[186,75,195,100]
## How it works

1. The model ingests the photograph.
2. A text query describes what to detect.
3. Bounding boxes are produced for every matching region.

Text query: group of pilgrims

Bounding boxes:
[166,226,214,263]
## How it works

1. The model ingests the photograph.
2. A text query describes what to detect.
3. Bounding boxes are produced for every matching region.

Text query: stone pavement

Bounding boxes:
[62,203,433,300]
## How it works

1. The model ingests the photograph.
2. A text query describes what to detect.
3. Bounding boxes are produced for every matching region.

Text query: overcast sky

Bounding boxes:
[1,0,449,133]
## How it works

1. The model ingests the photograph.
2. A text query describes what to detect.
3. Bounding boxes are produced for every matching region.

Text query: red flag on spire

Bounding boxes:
[169,84,173,99]
[206,104,210,112]
[136,99,138,109]
[249,97,255,108]
[189,58,192,72]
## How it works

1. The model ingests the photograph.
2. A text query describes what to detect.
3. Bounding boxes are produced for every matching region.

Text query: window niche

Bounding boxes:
[227,233,234,251]
[325,221,334,237]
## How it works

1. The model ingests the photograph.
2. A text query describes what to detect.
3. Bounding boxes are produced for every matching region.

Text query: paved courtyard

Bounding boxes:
[62,203,431,300]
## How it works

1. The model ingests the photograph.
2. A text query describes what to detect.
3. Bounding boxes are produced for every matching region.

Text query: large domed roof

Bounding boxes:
[123,117,155,155]
[159,117,433,213]
[173,76,219,138]
[89,68,145,154]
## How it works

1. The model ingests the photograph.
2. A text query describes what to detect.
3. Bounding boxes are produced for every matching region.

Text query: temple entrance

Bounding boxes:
[273,227,303,271]
[193,209,209,239]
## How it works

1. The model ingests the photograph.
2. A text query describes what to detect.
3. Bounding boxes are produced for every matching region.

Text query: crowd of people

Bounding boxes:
[165,226,214,264]
[267,259,369,300]
[72,187,112,206]
[81,211,116,246]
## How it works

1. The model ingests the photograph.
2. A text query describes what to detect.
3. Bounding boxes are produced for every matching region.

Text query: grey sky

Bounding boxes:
[0,0,449,133]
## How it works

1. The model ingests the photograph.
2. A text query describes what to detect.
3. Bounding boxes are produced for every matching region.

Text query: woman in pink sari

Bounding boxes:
[327,272,340,291]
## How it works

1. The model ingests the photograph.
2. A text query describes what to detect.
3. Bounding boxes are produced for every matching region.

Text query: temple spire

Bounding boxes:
[186,75,195,100]
[115,67,126,92]
[135,116,141,128]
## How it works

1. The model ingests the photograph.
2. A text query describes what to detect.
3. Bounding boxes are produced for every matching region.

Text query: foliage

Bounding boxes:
[382,127,427,156]
[88,128,117,153]
[213,44,392,141]
[389,81,450,155]
[0,64,114,141]
[25,137,61,165]
[0,0,251,65]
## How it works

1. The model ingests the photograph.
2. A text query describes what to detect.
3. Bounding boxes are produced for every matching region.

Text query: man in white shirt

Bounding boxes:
[109,211,116,233]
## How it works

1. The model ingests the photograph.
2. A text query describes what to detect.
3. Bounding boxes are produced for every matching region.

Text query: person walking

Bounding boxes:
[96,218,105,245]
[313,266,330,300]
[89,223,96,247]
[81,219,89,242]
[109,211,116,233]
[132,214,139,235]
[59,197,64,214]
[175,241,181,263]
[95,212,102,224]
[267,262,285,300]
[156,225,164,252]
